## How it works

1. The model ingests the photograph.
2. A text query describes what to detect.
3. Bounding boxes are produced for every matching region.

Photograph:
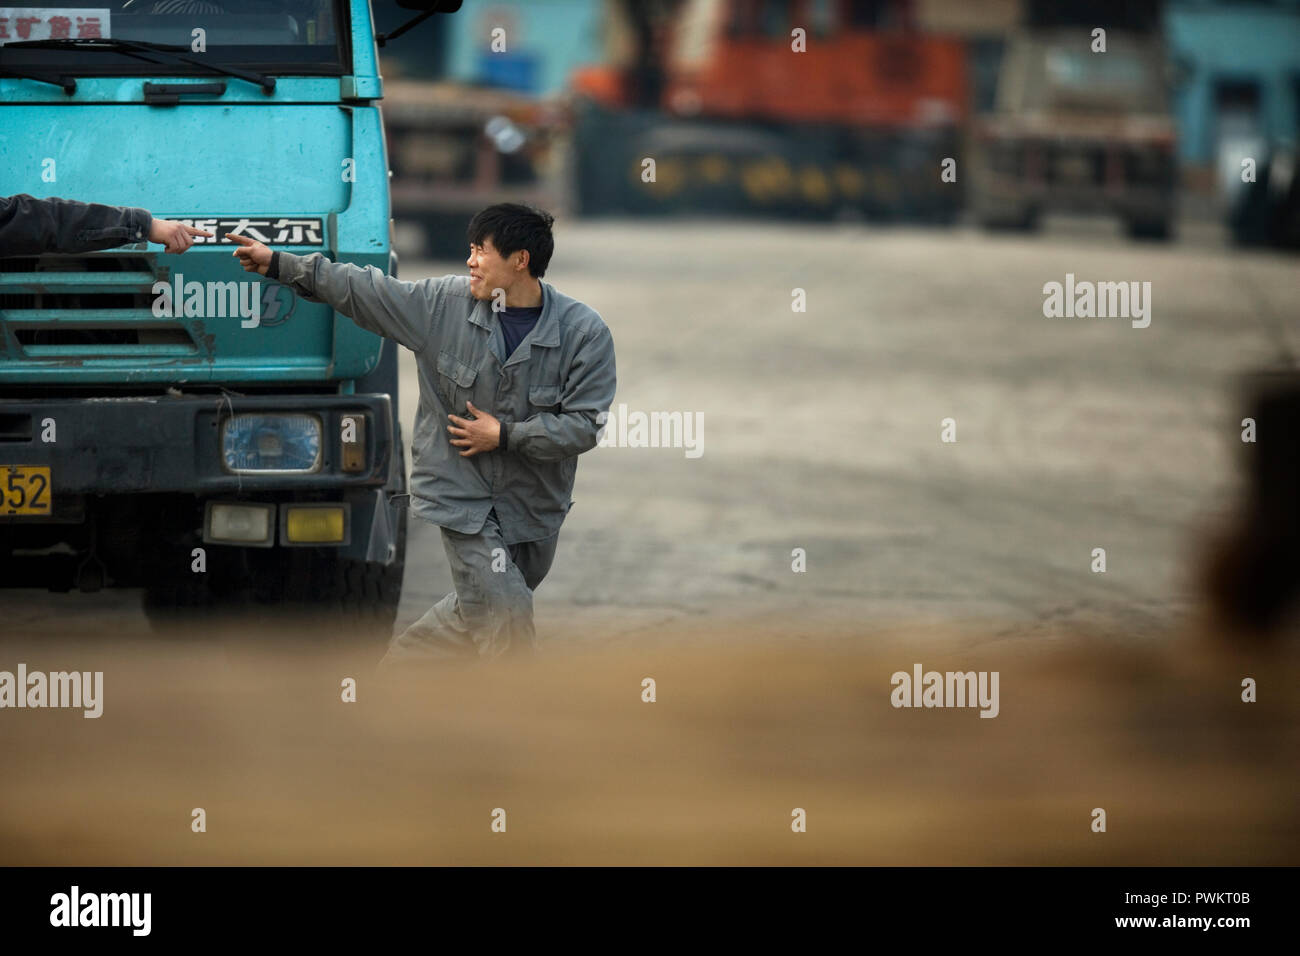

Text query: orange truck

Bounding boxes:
[571,0,968,220]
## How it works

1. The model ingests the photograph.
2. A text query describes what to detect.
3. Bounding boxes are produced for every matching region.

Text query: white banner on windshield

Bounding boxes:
[0,8,111,44]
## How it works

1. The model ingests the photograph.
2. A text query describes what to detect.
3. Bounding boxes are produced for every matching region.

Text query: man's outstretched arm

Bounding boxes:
[0,194,211,256]
[230,234,443,355]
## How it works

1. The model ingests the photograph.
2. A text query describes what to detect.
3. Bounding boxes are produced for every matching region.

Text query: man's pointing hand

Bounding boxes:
[149,219,213,254]
[228,232,273,275]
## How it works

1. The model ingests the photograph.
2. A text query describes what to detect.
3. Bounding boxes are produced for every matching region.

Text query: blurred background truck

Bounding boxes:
[377,0,971,231]
[570,0,968,221]
[970,25,1179,238]
[373,0,1300,246]
[383,78,571,257]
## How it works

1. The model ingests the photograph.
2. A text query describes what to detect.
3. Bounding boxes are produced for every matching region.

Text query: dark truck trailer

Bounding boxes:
[569,0,968,223]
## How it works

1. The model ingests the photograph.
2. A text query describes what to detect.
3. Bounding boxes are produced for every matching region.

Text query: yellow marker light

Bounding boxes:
[284,505,347,544]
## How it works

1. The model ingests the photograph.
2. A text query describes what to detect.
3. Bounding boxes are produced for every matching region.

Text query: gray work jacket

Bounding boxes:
[272,252,617,544]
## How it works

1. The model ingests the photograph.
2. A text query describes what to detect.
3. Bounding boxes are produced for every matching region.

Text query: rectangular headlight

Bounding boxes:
[221,414,322,474]
[204,501,276,547]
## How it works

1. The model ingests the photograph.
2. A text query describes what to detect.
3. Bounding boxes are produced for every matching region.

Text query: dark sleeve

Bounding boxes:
[0,194,153,256]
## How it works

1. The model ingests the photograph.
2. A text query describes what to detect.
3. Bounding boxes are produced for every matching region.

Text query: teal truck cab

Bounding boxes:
[0,1,458,630]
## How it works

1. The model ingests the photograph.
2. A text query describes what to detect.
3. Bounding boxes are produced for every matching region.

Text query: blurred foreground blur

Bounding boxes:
[0,613,1295,865]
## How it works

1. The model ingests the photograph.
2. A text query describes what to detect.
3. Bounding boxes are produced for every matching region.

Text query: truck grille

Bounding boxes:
[0,254,200,358]
[1045,144,1106,186]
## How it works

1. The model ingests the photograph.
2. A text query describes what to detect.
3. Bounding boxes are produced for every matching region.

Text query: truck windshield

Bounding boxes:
[1018,44,1167,114]
[0,1,347,74]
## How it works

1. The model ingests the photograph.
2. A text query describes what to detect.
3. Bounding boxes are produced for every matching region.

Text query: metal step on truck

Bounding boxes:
[0,0,461,634]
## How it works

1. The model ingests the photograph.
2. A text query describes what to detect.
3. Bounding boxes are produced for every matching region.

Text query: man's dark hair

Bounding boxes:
[467,203,555,278]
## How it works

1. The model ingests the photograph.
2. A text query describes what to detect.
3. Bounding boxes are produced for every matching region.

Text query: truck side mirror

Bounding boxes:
[381,0,464,47]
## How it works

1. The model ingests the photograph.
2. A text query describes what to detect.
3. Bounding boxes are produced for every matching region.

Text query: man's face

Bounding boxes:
[466,237,520,301]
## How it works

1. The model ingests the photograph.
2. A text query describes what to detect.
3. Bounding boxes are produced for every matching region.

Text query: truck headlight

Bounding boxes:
[222,414,322,474]
[204,501,276,547]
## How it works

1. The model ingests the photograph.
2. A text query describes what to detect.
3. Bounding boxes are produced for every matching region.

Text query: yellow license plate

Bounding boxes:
[1,466,52,516]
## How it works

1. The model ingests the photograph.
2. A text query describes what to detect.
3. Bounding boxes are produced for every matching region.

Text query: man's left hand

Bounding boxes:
[448,401,501,457]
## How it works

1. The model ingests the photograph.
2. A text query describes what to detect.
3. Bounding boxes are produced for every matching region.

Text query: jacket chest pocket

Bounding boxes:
[437,350,479,412]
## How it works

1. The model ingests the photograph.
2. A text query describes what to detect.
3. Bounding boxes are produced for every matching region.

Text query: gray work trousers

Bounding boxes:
[378,507,559,667]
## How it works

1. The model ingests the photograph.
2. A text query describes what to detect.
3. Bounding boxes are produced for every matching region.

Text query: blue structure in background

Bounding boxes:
[1165,0,1300,172]
[477,50,541,92]
[443,0,605,95]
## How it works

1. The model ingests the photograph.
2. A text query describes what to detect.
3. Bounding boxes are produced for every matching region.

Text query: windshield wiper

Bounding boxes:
[0,66,76,94]
[0,37,275,94]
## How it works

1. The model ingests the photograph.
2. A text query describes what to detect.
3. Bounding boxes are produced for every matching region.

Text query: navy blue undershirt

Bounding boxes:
[498,305,542,359]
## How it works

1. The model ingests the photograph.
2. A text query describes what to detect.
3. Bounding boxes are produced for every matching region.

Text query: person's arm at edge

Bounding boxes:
[0,194,212,256]
[0,193,152,256]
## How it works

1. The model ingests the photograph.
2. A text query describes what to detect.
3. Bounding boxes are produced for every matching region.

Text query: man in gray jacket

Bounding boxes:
[230,204,616,664]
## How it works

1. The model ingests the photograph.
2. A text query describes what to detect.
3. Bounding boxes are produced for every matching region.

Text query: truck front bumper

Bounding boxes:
[0,392,396,498]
